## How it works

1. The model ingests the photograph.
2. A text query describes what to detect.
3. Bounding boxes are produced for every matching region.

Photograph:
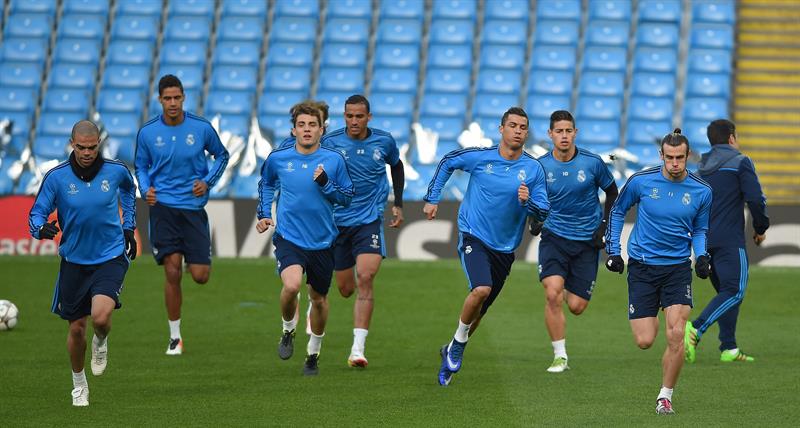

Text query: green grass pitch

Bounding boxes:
[1,256,799,426]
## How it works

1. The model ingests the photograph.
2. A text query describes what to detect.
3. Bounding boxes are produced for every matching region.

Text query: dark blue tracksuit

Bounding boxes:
[693,144,769,351]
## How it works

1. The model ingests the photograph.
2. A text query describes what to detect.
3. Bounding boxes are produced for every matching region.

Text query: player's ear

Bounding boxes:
[291,127,297,137]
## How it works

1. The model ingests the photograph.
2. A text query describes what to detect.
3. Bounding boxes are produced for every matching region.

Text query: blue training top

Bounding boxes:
[538,147,615,241]
[425,147,550,253]
[606,167,712,265]
[258,145,354,250]
[135,113,229,210]
[29,160,136,265]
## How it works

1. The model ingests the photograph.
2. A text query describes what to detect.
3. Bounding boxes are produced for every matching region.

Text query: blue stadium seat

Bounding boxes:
[97,88,144,113]
[374,43,420,69]
[428,44,473,68]
[379,0,424,20]
[371,68,418,93]
[627,119,671,146]
[229,174,260,199]
[528,69,574,95]
[9,0,57,16]
[33,135,70,159]
[211,65,259,91]
[589,0,632,21]
[576,96,622,120]
[214,41,261,66]
[264,66,311,92]
[164,16,211,41]
[160,41,207,65]
[432,0,477,19]
[0,38,49,66]
[43,88,90,112]
[168,0,215,17]
[476,69,522,94]
[582,46,627,71]
[267,42,314,67]
[274,0,319,18]
[258,113,292,141]
[685,73,731,98]
[102,64,150,90]
[371,92,416,117]
[628,96,673,121]
[585,20,630,46]
[321,43,367,68]
[577,120,620,146]
[116,0,161,16]
[536,0,581,21]
[104,135,136,164]
[327,0,371,18]
[377,19,422,44]
[482,20,528,45]
[221,0,267,17]
[429,19,475,45]
[58,13,106,39]
[314,90,349,119]
[111,15,159,41]
[47,63,96,89]
[53,38,101,64]
[683,97,728,121]
[0,87,37,113]
[318,67,365,92]
[472,115,500,140]
[625,142,661,167]
[99,111,140,137]
[683,120,711,147]
[425,68,470,93]
[205,91,253,115]
[324,18,370,44]
[270,17,317,43]
[631,72,676,97]
[214,114,250,138]
[106,40,154,66]
[419,116,463,141]
[63,0,110,15]
[375,116,411,142]
[531,44,577,70]
[4,13,52,38]
[579,71,625,97]
[692,1,735,23]
[149,89,200,115]
[633,47,678,73]
[0,62,42,88]
[691,24,734,49]
[485,0,529,21]
[688,48,733,73]
[473,93,518,118]
[638,0,682,23]
[37,111,83,136]
[258,91,306,116]
[155,64,205,90]
[525,93,571,119]
[218,16,265,41]
[535,20,580,45]
[480,44,525,70]
[636,23,680,47]
[0,110,33,140]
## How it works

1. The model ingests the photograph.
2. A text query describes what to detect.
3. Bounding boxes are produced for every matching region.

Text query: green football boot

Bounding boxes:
[684,321,699,363]
[720,349,754,362]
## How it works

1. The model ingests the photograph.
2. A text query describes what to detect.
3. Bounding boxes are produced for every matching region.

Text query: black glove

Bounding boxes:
[592,220,607,249]
[695,255,711,279]
[124,229,137,260]
[314,169,329,186]
[605,255,625,274]
[39,220,59,240]
[529,220,543,236]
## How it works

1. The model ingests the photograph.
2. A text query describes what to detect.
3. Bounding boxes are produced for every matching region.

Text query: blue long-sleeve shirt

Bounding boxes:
[29,160,136,265]
[258,145,354,250]
[424,147,550,253]
[135,113,229,209]
[697,144,769,249]
[606,167,712,265]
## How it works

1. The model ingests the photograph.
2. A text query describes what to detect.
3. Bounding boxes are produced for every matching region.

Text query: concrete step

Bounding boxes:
[737,124,800,137]
[739,21,800,32]
[750,162,800,173]
[734,111,800,122]
[739,46,800,59]
[760,175,800,186]
[739,7,800,20]
[736,85,800,97]
[738,58,800,72]
[736,96,800,109]
[738,72,800,84]
[744,150,800,162]
[739,32,800,45]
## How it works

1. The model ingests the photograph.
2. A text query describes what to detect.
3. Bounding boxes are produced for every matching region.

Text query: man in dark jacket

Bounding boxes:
[685,119,769,364]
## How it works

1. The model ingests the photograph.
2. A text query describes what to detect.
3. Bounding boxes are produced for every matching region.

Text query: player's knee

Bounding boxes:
[164,265,182,284]
[282,282,302,296]
[92,311,112,329]
[471,286,492,300]
[356,270,376,287]
[309,293,327,309]
[191,271,209,284]
[568,302,588,315]
[69,323,86,338]
[634,335,655,349]
[545,290,563,307]
[336,276,356,297]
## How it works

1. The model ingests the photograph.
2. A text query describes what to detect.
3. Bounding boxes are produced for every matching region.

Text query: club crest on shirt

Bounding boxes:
[577,170,586,182]
[517,169,526,181]
[155,136,165,147]
[682,192,691,205]
[101,180,110,192]
[286,162,294,172]
[649,187,660,199]
[186,133,195,146]
[373,148,382,161]
[68,183,79,195]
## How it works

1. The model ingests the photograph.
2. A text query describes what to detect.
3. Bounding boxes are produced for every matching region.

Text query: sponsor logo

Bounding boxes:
[101,180,110,192]
[577,170,586,182]
[286,162,294,172]
[649,187,660,199]
[370,233,380,249]
[485,163,494,174]
[301,163,308,169]
[546,171,556,183]
[682,192,691,205]
[68,183,79,195]
[587,280,595,295]
[629,304,635,314]
[155,136,165,147]
[685,284,692,300]
[465,245,472,254]
[186,133,195,146]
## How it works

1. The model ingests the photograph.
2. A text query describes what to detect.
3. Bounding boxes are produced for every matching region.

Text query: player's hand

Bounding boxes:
[695,255,711,279]
[753,233,766,246]
[39,220,59,240]
[518,183,529,204]
[146,187,157,206]
[423,203,438,220]
[389,206,404,228]
[313,165,328,186]
[123,229,137,260]
[192,180,208,197]
[592,220,607,249]
[605,255,625,274]
[529,220,543,236]
[256,218,273,233]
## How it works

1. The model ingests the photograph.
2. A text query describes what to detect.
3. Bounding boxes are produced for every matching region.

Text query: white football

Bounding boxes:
[0,300,19,331]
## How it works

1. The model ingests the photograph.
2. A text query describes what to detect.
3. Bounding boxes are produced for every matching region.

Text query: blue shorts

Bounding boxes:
[149,202,211,265]
[333,218,386,270]
[627,260,693,320]
[51,254,129,321]
[273,233,334,296]
[538,229,599,300]
[458,232,515,315]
